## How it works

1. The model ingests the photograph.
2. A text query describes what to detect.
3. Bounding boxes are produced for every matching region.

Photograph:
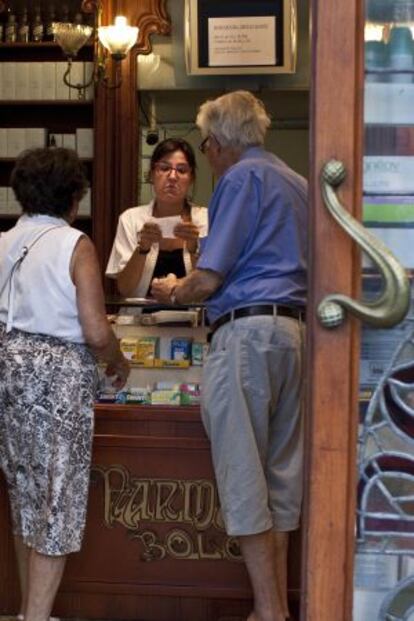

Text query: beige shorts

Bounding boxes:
[201,314,305,536]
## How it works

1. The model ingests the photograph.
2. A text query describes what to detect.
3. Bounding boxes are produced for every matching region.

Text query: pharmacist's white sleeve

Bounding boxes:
[105,203,154,278]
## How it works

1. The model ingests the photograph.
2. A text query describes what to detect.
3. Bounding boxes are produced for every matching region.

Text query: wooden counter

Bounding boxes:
[0,405,300,620]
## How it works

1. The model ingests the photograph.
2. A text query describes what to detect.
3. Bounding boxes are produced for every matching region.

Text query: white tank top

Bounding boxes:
[0,214,85,343]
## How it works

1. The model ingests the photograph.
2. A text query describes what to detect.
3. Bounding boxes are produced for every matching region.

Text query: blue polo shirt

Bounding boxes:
[197,147,308,324]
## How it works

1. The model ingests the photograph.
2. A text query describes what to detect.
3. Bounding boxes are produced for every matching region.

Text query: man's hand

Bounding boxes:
[151,273,178,303]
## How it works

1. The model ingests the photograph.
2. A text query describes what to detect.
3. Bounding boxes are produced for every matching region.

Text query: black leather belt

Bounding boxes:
[209,304,306,341]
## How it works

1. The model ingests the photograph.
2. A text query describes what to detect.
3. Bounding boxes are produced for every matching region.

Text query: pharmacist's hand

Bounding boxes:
[174,221,200,252]
[151,273,177,303]
[105,356,130,390]
[138,222,162,251]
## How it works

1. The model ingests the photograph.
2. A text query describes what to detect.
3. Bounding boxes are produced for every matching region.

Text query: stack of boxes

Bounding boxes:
[0,62,94,101]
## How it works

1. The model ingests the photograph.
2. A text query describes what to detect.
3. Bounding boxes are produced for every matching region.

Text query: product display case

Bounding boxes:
[0,1,95,236]
[353,3,414,619]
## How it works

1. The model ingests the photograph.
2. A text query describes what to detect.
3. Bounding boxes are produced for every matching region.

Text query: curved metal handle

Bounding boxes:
[317,159,410,329]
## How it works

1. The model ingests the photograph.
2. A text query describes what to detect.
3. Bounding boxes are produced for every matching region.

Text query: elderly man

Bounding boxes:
[151,90,307,621]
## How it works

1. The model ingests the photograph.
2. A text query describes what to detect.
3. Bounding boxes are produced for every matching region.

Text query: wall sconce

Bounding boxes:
[53,5,138,97]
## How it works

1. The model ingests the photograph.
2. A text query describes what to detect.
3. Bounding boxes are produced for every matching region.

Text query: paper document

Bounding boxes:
[148,215,183,238]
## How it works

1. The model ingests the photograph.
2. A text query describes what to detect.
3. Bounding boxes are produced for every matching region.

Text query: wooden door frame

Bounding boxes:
[301,1,365,620]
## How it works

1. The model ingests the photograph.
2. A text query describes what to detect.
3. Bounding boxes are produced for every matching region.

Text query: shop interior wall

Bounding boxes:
[135,0,310,209]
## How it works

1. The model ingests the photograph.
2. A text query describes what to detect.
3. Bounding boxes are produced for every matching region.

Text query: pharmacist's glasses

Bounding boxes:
[154,162,192,176]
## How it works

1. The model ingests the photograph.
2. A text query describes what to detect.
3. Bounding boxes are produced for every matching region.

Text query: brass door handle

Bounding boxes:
[317,159,410,329]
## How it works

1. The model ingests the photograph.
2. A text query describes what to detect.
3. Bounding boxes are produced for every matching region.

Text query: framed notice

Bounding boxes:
[184,0,297,76]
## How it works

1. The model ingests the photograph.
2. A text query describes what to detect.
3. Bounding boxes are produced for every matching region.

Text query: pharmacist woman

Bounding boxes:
[106,138,208,298]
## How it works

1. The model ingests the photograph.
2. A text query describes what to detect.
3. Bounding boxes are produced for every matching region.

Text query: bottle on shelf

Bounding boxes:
[60,5,70,24]
[387,25,414,83]
[17,9,30,43]
[387,0,414,83]
[31,6,44,42]
[44,5,56,42]
[0,21,4,43]
[5,12,18,43]
[74,12,83,25]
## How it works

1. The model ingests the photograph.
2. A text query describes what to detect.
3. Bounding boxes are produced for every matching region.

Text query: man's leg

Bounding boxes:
[273,532,290,619]
[24,549,66,621]
[14,535,30,617]
[239,529,285,621]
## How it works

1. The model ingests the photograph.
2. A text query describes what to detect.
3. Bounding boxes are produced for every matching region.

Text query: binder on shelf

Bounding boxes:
[6,128,26,157]
[15,62,29,100]
[41,62,56,100]
[3,63,16,100]
[62,134,76,149]
[84,62,94,100]
[26,128,47,149]
[6,188,20,215]
[55,63,70,100]
[0,129,7,158]
[68,62,85,100]
[76,128,94,158]
[28,62,42,100]
[0,187,7,213]
[78,188,92,216]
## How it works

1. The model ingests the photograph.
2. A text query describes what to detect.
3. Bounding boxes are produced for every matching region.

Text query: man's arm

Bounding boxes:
[151,268,223,304]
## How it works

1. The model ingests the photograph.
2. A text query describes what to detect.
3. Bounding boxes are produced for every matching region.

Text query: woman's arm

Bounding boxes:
[71,236,129,388]
[116,221,161,297]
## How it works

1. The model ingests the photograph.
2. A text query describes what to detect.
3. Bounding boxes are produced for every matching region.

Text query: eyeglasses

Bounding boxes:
[198,133,219,154]
[198,136,210,154]
[153,162,191,176]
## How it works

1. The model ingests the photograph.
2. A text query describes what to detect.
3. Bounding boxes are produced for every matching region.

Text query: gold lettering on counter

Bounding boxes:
[92,465,242,562]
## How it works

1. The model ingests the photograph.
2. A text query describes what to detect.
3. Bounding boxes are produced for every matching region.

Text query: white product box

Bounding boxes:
[41,63,56,100]
[0,187,7,213]
[353,589,387,621]
[15,62,29,100]
[62,134,76,149]
[55,63,70,100]
[25,128,46,149]
[0,129,7,158]
[3,63,16,100]
[76,128,94,158]
[84,62,95,100]
[365,83,414,125]
[68,62,85,100]
[78,188,91,216]
[364,156,414,194]
[6,129,26,158]
[354,553,399,590]
[6,187,20,214]
[28,63,42,100]
[363,226,414,269]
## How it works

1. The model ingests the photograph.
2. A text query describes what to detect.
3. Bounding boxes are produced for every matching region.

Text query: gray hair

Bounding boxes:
[196,90,271,149]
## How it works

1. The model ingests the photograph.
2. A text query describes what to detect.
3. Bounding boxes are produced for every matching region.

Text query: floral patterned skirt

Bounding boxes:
[0,323,98,556]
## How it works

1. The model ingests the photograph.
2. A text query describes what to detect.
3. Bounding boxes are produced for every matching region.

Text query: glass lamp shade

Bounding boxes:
[52,22,93,57]
[98,16,138,60]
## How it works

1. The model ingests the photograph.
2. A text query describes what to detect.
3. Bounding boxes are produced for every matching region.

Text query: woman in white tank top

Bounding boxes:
[0,147,130,621]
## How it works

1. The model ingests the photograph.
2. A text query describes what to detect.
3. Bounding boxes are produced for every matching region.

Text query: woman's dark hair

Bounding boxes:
[10,147,89,217]
[150,138,197,179]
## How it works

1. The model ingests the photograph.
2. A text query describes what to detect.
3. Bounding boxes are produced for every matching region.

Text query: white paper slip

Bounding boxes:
[148,215,183,238]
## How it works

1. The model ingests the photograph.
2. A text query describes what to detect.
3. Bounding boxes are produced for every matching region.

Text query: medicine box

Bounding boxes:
[171,337,193,361]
